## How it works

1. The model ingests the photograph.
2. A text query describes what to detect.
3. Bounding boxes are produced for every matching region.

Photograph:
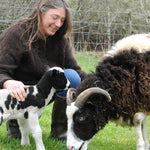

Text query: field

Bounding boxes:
[0,52,150,150]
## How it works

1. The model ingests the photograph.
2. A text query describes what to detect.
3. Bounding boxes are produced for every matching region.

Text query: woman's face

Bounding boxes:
[41,8,66,37]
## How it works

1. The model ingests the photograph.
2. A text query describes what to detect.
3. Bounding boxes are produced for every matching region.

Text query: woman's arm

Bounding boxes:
[0,24,28,101]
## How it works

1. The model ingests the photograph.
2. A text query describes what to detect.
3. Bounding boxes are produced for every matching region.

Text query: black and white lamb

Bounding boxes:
[0,66,70,150]
[66,34,150,150]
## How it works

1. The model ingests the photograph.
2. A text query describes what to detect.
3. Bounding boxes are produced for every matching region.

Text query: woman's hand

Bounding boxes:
[3,80,29,101]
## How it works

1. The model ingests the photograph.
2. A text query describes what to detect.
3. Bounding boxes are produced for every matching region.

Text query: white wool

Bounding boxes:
[104,34,150,57]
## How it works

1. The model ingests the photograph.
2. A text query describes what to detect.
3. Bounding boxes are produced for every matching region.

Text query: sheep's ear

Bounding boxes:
[44,65,51,72]
[66,88,76,105]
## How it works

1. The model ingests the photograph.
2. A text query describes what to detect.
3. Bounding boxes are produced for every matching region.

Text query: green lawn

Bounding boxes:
[74,51,102,73]
[0,52,150,150]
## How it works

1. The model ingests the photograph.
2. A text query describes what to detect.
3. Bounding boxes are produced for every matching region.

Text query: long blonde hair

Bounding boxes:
[20,0,72,50]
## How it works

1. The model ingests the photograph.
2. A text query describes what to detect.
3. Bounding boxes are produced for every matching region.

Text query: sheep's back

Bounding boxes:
[95,50,150,119]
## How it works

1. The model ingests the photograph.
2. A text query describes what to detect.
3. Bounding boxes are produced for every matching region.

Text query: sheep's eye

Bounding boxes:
[78,116,86,122]
[74,112,86,123]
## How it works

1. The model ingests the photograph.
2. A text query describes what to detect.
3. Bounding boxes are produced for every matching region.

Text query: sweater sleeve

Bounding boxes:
[64,38,87,81]
[0,24,25,88]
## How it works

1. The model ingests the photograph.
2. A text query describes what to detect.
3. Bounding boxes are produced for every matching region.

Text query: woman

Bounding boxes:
[0,0,87,140]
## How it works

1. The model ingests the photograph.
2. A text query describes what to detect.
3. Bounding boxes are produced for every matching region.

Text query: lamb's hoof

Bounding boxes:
[137,145,145,150]
[144,145,150,150]
[21,142,30,146]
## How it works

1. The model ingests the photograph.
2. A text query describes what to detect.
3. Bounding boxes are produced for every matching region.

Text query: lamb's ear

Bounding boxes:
[66,88,76,106]
[44,65,51,72]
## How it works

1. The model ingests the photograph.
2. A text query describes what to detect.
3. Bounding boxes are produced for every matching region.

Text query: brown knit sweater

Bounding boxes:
[0,22,87,88]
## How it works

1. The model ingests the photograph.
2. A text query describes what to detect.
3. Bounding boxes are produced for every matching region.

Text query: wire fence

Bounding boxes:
[0,0,150,54]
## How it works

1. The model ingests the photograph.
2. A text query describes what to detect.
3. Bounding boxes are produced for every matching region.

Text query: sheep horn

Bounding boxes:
[66,88,77,105]
[75,87,111,108]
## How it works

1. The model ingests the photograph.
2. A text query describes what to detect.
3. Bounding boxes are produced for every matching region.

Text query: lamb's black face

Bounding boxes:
[73,105,97,141]
[53,71,67,88]
[51,68,70,90]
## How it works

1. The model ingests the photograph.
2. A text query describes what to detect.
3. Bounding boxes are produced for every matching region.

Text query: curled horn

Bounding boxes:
[66,88,77,106]
[75,87,111,108]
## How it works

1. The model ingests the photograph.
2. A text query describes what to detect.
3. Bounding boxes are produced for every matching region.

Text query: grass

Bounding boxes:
[74,51,102,73]
[0,51,150,150]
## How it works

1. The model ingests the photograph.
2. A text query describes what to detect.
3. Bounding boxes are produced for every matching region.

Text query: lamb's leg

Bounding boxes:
[17,119,30,146]
[142,117,150,150]
[28,113,45,150]
[133,112,145,150]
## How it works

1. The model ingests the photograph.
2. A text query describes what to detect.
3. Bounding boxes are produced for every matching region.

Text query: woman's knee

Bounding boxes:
[57,69,81,97]
[64,69,81,88]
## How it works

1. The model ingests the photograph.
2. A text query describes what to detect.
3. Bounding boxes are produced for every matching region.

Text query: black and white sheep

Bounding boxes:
[66,34,150,150]
[0,66,70,150]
